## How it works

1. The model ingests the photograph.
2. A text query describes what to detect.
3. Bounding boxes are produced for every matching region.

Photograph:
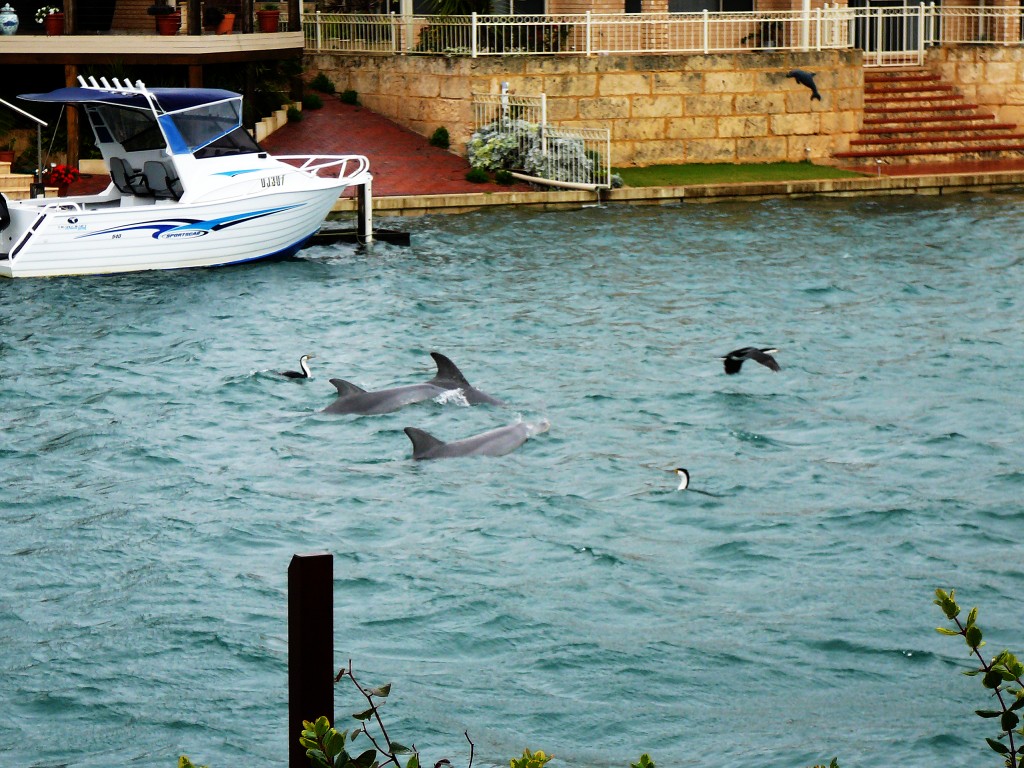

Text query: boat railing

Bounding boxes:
[275,154,371,182]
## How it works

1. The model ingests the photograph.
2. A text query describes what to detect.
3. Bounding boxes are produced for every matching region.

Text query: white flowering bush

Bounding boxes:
[467,119,538,172]
[35,5,61,22]
[523,135,595,183]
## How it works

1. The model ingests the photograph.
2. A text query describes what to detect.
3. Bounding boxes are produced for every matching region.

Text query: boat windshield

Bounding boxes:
[86,104,166,152]
[167,98,244,153]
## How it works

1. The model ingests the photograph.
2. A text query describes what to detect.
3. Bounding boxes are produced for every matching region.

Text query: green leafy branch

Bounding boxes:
[300,661,474,768]
[935,588,1024,767]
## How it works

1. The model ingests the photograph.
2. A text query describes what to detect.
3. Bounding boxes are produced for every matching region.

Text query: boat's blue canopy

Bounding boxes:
[18,87,241,114]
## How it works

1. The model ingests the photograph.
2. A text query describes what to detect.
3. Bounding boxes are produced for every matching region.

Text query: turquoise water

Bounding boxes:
[2,194,1024,768]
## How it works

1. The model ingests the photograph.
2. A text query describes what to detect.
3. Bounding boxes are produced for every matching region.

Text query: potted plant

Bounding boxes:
[42,163,80,196]
[255,2,279,32]
[202,5,234,34]
[35,5,64,35]
[147,2,180,34]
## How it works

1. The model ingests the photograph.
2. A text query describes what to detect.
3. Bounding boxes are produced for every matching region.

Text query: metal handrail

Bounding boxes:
[0,97,48,189]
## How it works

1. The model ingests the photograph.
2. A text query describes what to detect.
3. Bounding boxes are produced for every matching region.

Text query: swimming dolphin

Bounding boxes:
[404,419,550,459]
[720,347,780,375]
[428,352,504,406]
[322,352,502,415]
[786,69,821,101]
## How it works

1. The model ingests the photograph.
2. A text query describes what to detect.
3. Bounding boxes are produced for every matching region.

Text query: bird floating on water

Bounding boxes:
[786,69,822,102]
[675,467,691,491]
[280,354,315,379]
[721,347,780,375]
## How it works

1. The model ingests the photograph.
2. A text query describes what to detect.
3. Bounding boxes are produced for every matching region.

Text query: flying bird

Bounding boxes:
[721,347,780,375]
[786,69,821,101]
[279,354,315,379]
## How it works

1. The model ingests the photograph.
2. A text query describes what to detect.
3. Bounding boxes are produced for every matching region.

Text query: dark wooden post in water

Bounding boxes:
[288,552,334,768]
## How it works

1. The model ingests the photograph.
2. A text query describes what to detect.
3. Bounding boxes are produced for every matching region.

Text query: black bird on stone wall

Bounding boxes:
[786,69,822,101]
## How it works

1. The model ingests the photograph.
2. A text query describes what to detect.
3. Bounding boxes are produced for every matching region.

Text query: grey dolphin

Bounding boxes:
[404,419,550,459]
[322,352,502,415]
[428,352,504,405]
[786,69,822,101]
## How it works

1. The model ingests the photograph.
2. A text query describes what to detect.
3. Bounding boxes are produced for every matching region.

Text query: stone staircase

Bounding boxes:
[834,67,1024,167]
[0,160,44,200]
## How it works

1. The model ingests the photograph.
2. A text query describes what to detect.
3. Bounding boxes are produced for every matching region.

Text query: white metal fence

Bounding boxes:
[471,92,612,190]
[303,4,1024,64]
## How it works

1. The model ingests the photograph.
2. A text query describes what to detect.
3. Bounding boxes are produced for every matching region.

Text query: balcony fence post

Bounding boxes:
[586,10,591,55]
[471,11,478,57]
[702,8,708,54]
[801,0,810,50]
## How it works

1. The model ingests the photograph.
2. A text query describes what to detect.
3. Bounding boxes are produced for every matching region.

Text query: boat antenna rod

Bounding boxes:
[0,97,48,188]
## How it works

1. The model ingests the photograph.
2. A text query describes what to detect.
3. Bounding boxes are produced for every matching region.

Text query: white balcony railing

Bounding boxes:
[302,4,1024,63]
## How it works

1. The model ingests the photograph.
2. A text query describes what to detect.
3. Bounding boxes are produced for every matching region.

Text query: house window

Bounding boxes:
[669,0,751,10]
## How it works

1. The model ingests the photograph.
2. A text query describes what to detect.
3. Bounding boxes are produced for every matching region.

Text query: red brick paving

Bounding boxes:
[845,158,1024,177]
[261,97,532,196]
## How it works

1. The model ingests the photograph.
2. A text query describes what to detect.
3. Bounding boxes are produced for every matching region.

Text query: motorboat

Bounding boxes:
[0,77,372,278]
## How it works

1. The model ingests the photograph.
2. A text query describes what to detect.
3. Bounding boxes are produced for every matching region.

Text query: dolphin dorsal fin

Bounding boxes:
[404,427,445,459]
[329,378,366,396]
[429,352,470,387]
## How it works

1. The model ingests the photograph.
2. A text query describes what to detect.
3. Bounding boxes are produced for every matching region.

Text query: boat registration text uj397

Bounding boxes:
[0,77,372,278]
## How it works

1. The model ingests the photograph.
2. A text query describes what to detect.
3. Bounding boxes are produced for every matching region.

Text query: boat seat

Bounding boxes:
[109,157,148,196]
[143,160,183,200]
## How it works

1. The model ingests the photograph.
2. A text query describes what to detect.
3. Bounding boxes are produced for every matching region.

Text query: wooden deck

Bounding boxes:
[0,31,303,65]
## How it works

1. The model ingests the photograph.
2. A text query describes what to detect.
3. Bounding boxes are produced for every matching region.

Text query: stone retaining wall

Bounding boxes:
[928,45,1024,127]
[305,50,863,166]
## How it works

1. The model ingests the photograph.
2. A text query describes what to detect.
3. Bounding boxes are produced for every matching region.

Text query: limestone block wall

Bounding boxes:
[928,46,1024,127]
[305,50,862,166]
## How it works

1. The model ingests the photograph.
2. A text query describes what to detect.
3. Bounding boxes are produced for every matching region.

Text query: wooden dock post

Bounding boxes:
[357,177,374,245]
[288,552,334,768]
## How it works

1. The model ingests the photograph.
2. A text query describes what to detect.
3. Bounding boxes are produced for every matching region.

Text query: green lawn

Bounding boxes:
[614,162,866,187]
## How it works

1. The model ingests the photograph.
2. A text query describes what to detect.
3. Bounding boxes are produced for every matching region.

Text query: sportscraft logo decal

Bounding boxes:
[77,205,304,241]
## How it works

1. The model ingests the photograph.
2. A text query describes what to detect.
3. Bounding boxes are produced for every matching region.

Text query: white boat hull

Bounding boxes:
[0,184,349,278]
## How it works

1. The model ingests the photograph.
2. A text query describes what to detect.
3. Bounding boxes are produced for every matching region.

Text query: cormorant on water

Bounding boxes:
[721,347,780,375]
[280,354,315,379]
[675,467,690,491]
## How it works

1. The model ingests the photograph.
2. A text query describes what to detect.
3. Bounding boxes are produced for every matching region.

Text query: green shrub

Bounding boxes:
[510,749,553,768]
[287,106,303,123]
[339,90,359,105]
[429,126,450,149]
[302,93,324,110]
[631,755,655,768]
[935,589,1024,766]
[465,167,490,183]
[309,73,334,93]
[495,169,515,185]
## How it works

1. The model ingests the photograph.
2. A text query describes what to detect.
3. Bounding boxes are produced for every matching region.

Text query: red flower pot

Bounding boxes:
[256,9,279,32]
[155,11,180,34]
[43,12,64,35]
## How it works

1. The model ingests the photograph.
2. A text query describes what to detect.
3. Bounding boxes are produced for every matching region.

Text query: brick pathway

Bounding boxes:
[260,97,532,196]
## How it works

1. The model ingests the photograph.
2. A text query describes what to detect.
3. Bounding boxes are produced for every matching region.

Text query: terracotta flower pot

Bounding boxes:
[216,11,234,34]
[256,9,279,32]
[43,12,64,35]
[155,11,180,34]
